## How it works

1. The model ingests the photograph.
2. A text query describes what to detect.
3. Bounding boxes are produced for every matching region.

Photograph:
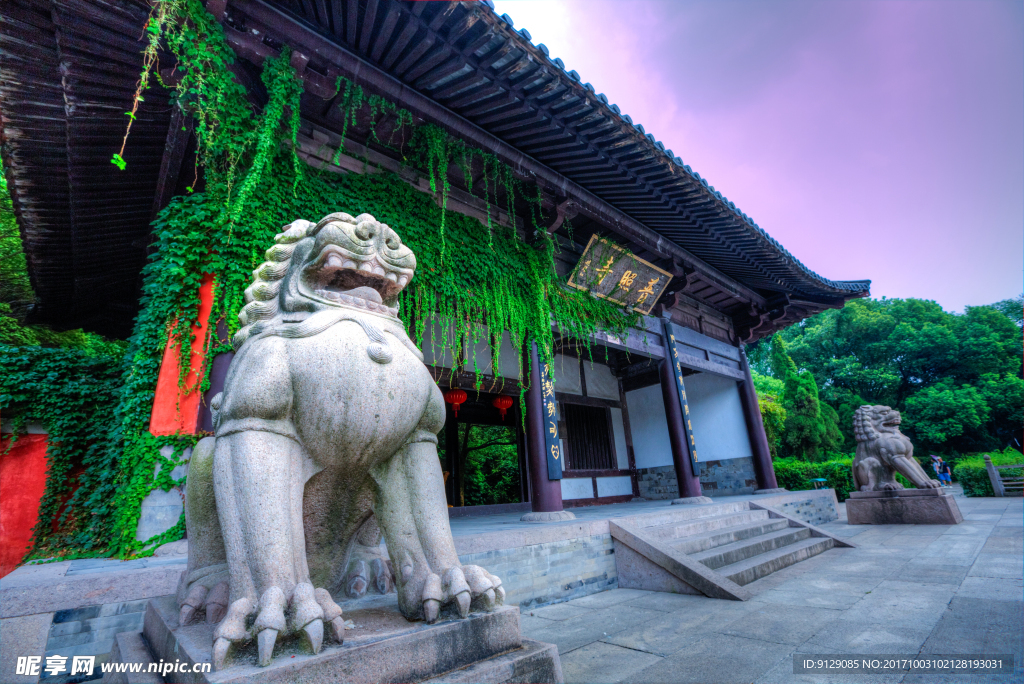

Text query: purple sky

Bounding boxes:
[492,0,1024,312]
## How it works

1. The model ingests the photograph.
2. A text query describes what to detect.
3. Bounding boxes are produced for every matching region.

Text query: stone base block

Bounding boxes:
[519,510,576,523]
[140,594,562,684]
[754,488,788,495]
[846,489,963,525]
[671,496,714,505]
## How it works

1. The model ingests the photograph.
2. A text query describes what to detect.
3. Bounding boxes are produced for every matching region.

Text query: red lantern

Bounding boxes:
[444,388,467,417]
[492,395,514,421]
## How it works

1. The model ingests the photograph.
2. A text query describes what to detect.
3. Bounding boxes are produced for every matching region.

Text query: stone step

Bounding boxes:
[691,527,812,570]
[616,500,752,531]
[671,517,791,555]
[719,536,835,586]
[646,510,770,540]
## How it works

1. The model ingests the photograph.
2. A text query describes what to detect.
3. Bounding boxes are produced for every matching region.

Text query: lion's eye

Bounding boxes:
[385,237,400,249]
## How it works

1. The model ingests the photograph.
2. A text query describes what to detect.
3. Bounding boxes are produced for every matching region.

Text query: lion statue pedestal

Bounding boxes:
[128,214,563,683]
[845,405,963,525]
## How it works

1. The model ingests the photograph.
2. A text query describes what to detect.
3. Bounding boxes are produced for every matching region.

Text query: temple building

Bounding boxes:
[0,0,869,526]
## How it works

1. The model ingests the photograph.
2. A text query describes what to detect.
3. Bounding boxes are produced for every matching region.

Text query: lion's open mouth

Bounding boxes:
[306,246,409,316]
[882,416,901,427]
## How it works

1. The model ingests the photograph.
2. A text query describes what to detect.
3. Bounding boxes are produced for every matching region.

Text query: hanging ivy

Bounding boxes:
[8,0,640,561]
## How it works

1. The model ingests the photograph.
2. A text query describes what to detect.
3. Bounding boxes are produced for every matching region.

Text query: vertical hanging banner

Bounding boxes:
[539,358,563,480]
[662,319,699,470]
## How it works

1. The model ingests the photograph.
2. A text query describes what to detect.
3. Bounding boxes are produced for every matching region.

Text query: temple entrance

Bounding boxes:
[437,390,528,508]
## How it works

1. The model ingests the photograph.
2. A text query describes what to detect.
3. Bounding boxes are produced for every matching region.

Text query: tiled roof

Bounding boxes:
[269,0,868,302]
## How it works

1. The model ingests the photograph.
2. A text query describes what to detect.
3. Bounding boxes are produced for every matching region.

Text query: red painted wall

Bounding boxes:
[0,434,49,578]
[150,274,216,435]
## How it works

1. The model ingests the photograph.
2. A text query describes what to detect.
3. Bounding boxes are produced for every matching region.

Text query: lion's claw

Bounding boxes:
[257,629,278,667]
[212,637,233,671]
[206,582,229,624]
[372,558,394,594]
[455,591,470,618]
[302,619,324,654]
[423,599,440,623]
[329,616,346,644]
[346,560,369,598]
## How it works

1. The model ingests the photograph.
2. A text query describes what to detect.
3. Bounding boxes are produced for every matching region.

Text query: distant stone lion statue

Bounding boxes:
[851,405,942,492]
[177,213,503,670]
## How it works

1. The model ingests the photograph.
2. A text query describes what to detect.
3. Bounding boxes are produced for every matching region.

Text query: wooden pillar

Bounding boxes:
[738,346,780,491]
[522,342,574,520]
[150,274,215,435]
[444,410,459,506]
[658,357,704,499]
[197,318,233,433]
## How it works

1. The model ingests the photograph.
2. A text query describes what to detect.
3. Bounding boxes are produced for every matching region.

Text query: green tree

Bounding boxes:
[777,297,1023,454]
[990,294,1023,327]
[752,371,786,458]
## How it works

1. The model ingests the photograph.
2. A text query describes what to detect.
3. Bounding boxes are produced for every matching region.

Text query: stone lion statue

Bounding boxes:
[176,213,504,670]
[851,405,941,492]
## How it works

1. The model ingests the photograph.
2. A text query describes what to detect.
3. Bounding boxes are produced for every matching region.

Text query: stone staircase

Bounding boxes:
[611,501,851,600]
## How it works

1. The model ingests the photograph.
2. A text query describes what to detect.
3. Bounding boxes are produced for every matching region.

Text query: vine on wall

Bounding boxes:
[11,0,639,560]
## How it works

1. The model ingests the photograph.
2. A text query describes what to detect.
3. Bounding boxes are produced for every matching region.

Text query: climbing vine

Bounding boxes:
[9,0,640,560]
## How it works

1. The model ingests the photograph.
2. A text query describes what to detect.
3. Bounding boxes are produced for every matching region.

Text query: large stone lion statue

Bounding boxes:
[851,405,942,492]
[176,213,503,670]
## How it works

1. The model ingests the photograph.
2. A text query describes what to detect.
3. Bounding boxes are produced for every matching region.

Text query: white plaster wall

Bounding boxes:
[420,319,458,368]
[583,361,619,400]
[596,475,633,497]
[560,477,594,500]
[624,385,673,470]
[610,407,629,470]
[552,354,582,394]
[462,329,521,378]
[684,371,752,462]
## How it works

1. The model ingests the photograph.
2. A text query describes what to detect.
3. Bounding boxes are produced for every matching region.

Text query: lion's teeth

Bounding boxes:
[359,262,373,272]
[326,254,343,268]
[343,260,357,269]
[385,272,398,283]
[397,276,408,287]
[372,265,386,276]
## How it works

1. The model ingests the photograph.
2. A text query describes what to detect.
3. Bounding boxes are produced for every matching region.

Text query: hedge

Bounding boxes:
[773,457,856,502]
[952,448,1024,497]
[772,456,931,501]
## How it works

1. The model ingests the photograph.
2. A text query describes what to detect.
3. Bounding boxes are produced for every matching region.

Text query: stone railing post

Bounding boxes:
[984,455,1006,497]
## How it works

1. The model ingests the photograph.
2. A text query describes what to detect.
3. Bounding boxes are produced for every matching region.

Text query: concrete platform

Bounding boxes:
[139,594,559,684]
[0,489,839,683]
[846,488,964,525]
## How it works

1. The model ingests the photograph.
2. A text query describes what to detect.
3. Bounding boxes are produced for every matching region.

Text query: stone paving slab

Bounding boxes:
[558,641,662,684]
[518,492,1023,683]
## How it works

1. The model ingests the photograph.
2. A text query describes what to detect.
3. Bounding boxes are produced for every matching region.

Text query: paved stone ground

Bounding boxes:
[520,492,1023,684]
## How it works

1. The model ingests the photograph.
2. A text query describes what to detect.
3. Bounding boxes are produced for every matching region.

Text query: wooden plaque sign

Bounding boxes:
[567,235,673,315]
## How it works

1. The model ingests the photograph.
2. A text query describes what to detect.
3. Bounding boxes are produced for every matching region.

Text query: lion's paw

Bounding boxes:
[344,557,395,598]
[179,581,229,626]
[417,565,504,624]
[210,583,343,670]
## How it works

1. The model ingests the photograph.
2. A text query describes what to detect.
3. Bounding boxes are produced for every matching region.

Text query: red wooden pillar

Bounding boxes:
[522,342,575,522]
[150,274,216,435]
[739,346,782,492]
[658,358,706,501]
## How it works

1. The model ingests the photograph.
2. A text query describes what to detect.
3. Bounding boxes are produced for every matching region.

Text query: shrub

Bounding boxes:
[773,456,856,501]
[953,448,1024,497]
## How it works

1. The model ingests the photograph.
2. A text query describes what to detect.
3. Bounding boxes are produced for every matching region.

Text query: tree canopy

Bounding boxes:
[749,297,1024,458]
